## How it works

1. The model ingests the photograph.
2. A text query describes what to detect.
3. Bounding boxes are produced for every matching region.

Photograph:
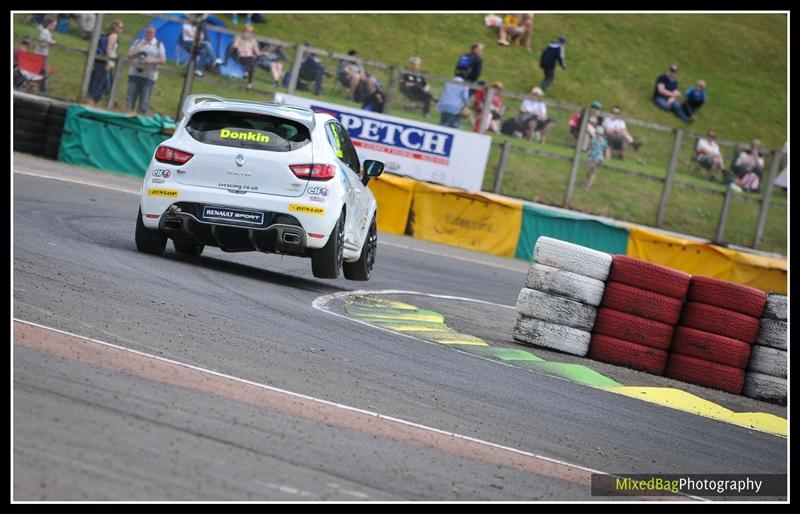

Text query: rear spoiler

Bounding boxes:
[180,94,225,120]
[179,94,316,132]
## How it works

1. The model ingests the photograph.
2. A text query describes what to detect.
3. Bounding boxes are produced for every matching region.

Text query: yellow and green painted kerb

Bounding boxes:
[341,293,786,438]
[368,174,787,293]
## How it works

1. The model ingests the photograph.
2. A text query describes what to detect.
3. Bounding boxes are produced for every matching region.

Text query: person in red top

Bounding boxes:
[472,81,504,133]
[14,35,34,88]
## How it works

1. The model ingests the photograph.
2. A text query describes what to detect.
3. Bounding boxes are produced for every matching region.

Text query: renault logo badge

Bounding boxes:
[235,154,246,167]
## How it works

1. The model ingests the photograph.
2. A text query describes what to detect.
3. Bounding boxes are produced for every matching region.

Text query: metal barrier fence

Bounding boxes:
[13,12,787,253]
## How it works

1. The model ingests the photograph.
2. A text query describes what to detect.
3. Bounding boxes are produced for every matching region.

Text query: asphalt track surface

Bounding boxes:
[12,155,787,501]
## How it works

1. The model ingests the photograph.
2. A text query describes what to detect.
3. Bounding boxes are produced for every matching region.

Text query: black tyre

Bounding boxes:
[135,208,166,255]
[173,240,204,257]
[343,215,377,281]
[311,211,344,279]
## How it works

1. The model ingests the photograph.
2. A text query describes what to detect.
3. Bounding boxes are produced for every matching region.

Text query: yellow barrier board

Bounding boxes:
[409,181,524,257]
[368,173,416,235]
[626,226,787,293]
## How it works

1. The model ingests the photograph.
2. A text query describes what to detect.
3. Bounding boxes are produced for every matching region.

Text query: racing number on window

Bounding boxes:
[326,122,360,175]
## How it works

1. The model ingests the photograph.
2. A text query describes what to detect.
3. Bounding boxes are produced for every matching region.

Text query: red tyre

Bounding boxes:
[687,275,767,318]
[608,255,690,299]
[681,302,760,344]
[592,307,674,350]
[601,281,683,325]
[589,334,668,375]
[671,326,752,368]
[666,353,745,394]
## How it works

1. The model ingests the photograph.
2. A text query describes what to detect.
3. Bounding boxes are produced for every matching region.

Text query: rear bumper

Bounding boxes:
[159,204,309,255]
[140,183,337,249]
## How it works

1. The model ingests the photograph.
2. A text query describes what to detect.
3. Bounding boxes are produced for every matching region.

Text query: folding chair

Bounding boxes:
[15,50,54,91]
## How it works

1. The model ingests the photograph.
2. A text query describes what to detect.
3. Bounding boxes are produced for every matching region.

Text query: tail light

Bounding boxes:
[155,146,193,165]
[290,164,336,181]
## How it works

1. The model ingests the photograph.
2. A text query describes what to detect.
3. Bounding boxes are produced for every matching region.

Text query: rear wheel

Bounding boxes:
[343,216,377,281]
[173,240,204,257]
[311,211,344,279]
[135,208,166,255]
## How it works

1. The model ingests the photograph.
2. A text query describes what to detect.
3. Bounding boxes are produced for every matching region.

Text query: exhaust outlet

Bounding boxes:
[282,232,301,244]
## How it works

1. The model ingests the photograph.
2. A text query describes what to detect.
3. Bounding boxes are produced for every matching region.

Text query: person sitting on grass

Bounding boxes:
[399,56,435,118]
[519,87,555,143]
[652,64,692,123]
[601,105,642,159]
[681,79,706,119]
[695,129,726,181]
[730,140,765,192]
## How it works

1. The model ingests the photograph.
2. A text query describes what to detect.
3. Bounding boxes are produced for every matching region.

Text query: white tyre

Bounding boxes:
[743,371,787,405]
[762,293,787,321]
[747,345,787,378]
[525,262,606,307]
[756,318,787,350]
[513,315,591,356]
[516,287,597,332]
[533,236,612,282]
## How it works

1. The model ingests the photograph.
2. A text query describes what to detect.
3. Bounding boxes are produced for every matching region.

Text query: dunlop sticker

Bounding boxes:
[220,128,270,143]
[147,188,179,198]
[289,204,325,216]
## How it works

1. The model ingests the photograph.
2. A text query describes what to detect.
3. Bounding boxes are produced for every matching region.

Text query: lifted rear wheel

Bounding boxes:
[311,211,344,279]
[135,208,166,255]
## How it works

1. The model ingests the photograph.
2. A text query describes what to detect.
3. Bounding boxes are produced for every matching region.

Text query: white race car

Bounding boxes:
[135,95,384,280]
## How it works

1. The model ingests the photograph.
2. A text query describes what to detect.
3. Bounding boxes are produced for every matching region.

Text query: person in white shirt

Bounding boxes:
[126,26,166,114]
[33,17,57,93]
[601,105,641,159]
[519,86,555,143]
[180,17,222,77]
[695,129,725,180]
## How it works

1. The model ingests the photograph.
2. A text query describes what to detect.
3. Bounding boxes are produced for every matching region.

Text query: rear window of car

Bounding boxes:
[186,110,311,152]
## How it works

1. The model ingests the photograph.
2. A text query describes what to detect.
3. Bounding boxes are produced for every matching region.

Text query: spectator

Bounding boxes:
[13,35,33,88]
[497,14,533,50]
[570,100,602,145]
[602,106,642,159]
[732,139,765,185]
[437,74,470,129]
[77,13,96,39]
[180,16,222,77]
[519,87,555,143]
[539,36,566,92]
[232,24,262,89]
[399,56,434,118]
[257,43,288,87]
[88,19,124,105]
[652,64,692,122]
[337,49,366,100]
[34,16,57,92]
[583,126,610,191]
[472,82,504,133]
[454,43,484,83]
[695,129,725,180]
[125,26,166,115]
[283,47,327,96]
[681,79,706,118]
[354,75,385,112]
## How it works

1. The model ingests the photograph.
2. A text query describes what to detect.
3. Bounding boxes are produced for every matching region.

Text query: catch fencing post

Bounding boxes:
[564,106,590,207]
[714,186,735,244]
[78,13,105,102]
[383,66,399,114]
[656,128,684,227]
[106,53,126,109]
[287,44,305,95]
[752,149,783,248]
[176,16,203,121]
[492,141,511,194]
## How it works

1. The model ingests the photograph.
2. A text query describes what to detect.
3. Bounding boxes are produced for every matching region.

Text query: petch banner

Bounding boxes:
[274,93,491,192]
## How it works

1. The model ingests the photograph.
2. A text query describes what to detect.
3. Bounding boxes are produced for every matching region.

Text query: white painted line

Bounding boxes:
[14,169,139,196]
[380,241,528,273]
[12,317,605,478]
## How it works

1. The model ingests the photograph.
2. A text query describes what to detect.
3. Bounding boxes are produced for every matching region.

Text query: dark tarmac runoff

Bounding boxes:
[12,154,787,501]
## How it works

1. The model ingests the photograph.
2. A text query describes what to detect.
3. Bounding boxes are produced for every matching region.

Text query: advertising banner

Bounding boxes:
[274,93,491,192]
